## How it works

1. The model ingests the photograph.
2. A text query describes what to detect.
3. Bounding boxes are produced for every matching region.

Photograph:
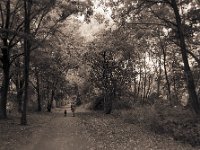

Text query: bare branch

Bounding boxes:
[10,52,24,66]
[32,10,49,36]
[9,0,22,29]
[187,50,200,66]
[150,9,177,27]
[29,80,37,90]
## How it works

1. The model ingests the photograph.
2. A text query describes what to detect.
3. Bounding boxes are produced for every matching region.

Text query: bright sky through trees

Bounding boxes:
[77,0,114,41]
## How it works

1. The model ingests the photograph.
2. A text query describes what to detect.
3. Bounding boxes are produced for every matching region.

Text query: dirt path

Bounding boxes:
[1,106,198,150]
[20,106,93,150]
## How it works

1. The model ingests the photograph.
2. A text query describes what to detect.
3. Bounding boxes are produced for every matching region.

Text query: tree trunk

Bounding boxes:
[15,56,24,113]
[162,41,171,103]
[146,75,152,99]
[104,91,112,114]
[133,77,137,97]
[21,0,32,125]
[0,66,10,119]
[143,56,147,101]
[171,0,200,114]
[104,98,112,114]
[172,75,178,105]
[157,52,162,97]
[35,69,41,111]
[102,51,112,114]
[137,62,142,98]
[16,79,24,113]
[47,89,54,112]
[0,0,11,119]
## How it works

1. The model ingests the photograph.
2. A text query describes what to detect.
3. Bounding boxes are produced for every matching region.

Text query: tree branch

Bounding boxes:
[0,2,4,28]
[29,80,37,90]
[9,0,22,29]
[9,52,24,66]
[187,50,200,66]
[150,9,177,27]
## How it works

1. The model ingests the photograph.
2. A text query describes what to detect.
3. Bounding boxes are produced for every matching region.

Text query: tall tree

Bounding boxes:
[0,0,11,119]
[21,0,32,125]
[170,0,200,113]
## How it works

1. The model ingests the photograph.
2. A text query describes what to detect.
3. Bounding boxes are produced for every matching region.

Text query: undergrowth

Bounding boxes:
[121,104,200,147]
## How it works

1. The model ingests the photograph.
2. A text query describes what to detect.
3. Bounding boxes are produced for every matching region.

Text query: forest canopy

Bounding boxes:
[0,0,200,122]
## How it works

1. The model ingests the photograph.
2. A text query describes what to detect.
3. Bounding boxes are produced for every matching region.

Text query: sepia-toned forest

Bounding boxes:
[0,0,200,149]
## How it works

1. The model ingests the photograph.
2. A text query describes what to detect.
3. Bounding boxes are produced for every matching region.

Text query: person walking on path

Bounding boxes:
[71,103,76,117]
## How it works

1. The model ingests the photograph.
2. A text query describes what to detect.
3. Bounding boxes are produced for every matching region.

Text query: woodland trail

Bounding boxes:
[1,105,198,150]
[20,106,92,150]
